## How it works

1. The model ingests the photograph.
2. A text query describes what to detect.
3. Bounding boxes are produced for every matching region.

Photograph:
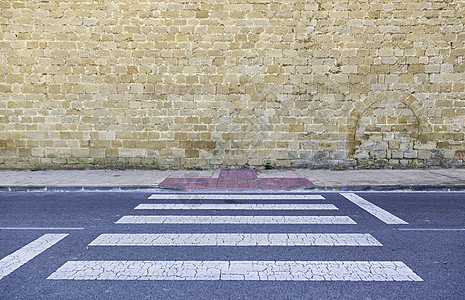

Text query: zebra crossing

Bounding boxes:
[47,192,423,282]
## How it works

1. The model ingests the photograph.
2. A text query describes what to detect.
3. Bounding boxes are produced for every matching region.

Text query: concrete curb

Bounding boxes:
[1,185,465,192]
[0,186,163,192]
[304,185,465,192]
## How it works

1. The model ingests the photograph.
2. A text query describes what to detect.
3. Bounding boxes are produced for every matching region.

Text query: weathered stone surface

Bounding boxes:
[0,0,463,169]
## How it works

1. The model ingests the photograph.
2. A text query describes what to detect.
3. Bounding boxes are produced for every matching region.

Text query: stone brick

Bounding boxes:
[196,11,209,18]
[430,74,444,83]
[33,10,50,18]
[408,64,424,74]
[403,150,418,159]
[185,149,199,158]
[289,125,305,132]
[455,150,465,160]
[0,84,12,93]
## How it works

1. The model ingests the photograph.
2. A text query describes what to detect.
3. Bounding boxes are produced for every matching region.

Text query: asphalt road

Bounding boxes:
[0,191,464,299]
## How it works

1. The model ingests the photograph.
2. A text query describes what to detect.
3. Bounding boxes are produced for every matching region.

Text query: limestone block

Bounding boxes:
[33,10,50,18]
[414,141,437,150]
[359,141,389,151]
[289,125,305,132]
[430,74,444,83]
[403,150,418,159]
[370,150,387,159]
[354,150,369,160]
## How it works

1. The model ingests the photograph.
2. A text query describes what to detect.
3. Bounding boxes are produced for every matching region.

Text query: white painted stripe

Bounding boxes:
[340,193,408,225]
[88,233,382,246]
[47,260,422,281]
[148,194,325,200]
[0,227,84,230]
[115,215,356,225]
[134,204,338,210]
[397,228,465,231]
[0,234,68,280]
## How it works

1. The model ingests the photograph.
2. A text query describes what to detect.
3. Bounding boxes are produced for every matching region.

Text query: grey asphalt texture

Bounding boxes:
[0,191,464,299]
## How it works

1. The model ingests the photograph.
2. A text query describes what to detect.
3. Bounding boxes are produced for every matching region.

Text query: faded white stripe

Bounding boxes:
[47,260,422,281]
[148,194,325,200]
[134,204,338,210]
[115,215,356,225]
[340,193,408,225]
[88,233,382,246]
[0,234,68,280]
[397,228,465,231]
[0,227,83,230]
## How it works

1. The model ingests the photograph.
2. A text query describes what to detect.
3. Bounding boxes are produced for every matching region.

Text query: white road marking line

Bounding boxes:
[0,234,68,280]
[115,215,357,225]
[397,228,465,231]
[47,260,422,281]
[134,204,338,210]
[340,193,408,225]
[148,194,325,200]
[0,227,84,230]
[88,233,382,246]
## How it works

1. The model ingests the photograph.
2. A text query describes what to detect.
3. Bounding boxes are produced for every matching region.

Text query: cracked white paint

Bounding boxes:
[88,233,382,246]
[134,204,338,210]
[148,194,325,200]
[340,193,408,225]
[115,215,357,225]
[47,260,422,281]
[0,234,68,280]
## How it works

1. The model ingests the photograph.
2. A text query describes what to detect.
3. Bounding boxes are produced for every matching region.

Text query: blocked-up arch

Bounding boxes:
[347,95,429,166]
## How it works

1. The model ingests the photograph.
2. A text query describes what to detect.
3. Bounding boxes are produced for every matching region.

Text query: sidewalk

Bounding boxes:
[0,168,464,191]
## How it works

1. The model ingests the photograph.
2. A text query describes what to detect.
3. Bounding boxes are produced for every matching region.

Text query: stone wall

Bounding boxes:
[0,0,464,169]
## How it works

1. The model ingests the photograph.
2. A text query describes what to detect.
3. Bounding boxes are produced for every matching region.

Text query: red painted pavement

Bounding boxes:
[159,170,313,190]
